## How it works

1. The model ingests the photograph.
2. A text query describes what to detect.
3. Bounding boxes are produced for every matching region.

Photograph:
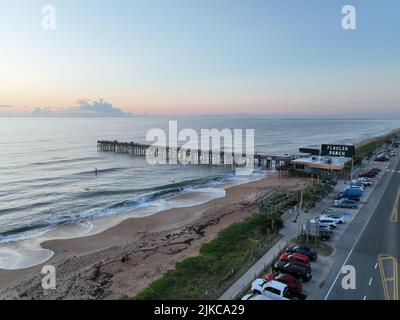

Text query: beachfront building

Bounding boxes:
[290,155,352,179]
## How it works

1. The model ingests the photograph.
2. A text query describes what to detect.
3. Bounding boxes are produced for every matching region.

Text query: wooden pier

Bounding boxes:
[97,140,294,170]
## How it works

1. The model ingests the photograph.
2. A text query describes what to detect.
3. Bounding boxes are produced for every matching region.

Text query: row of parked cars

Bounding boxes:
[242,246,317,300]
[331,170,379,209]
[374,148,396,162]
[241,159,390,301]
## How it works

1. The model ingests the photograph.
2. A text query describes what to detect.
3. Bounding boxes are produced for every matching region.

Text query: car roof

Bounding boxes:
[267,280,287,291]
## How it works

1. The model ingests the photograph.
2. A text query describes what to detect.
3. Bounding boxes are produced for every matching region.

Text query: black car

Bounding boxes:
[335,192,360,202]
[286,245,318,261]
[274,261,312,282]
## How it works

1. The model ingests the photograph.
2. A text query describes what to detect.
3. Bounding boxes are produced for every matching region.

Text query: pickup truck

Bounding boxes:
[251,279,306,300]
[354,178,373,187]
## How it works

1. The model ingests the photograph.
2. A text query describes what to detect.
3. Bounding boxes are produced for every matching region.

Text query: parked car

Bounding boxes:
[349,182,364,191]
[343,187,363,197]
[242,293,272,300]
[311,217,338,228]
[344,186,363,194]
[355,178,373,187]
[319,228,334,241]
[263,271,303,293]
[251,279,289,300]
[274,261,312,282]
[335,192,360,202]
[322,214,345,224]
[375,156,389,162]
[286,245,318,261]
[359,170,378,178]
[280,252,310,266]
[333,199,358,209]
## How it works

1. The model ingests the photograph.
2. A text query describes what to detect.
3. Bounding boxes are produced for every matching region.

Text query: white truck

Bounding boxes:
[251,279,290,300]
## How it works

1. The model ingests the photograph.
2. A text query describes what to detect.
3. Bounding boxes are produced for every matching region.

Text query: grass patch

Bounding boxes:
[135,212,283,300]
[356,135,393,159]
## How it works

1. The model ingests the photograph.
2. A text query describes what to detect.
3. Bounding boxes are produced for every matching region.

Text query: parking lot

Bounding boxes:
[241,157,392,300]
[299,160,390,299]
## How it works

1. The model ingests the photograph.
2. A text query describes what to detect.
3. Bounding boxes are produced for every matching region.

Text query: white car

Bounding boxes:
[320,214,345,224]
[251,279,289,300]
[242,293,273,300]
[355,178,373,187]
[311,217,338,228]
[345,185,364,192]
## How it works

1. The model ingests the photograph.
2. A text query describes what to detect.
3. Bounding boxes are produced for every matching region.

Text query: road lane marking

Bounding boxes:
[377,254,398,300]
[390,188,400,223]
[368,277,373,286]
[363,296,367,300]
[324,166,394,300]
[375,263,378,270]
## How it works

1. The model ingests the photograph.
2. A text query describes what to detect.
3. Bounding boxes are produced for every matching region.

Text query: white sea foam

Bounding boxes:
[0,171,265,270]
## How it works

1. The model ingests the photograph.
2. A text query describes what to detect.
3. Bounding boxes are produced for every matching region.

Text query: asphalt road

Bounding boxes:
[319,155,400,300]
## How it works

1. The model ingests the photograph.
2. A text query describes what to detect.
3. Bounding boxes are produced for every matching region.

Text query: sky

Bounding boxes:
[0,0,399,117]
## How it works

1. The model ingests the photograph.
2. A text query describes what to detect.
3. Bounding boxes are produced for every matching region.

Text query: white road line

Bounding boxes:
[368,277,373,286]
[324,168,393,300]
[375,263,378,270]
[363,296,367,300]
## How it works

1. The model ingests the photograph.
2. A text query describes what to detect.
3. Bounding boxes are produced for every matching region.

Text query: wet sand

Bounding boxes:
[0,173,306,300]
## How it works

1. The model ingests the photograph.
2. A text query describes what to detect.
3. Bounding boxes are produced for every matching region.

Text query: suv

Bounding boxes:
[322,214,345,224]
[264,272,303,293]
[286,245,318,261]
[335,192,360,202]
[274,261,312,282]
[333,199,358,209]
[312,217,338,228]
[280,253,310,266]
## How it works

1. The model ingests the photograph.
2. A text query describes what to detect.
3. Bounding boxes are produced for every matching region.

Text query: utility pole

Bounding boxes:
[314,222,318,250]
[296,189,304,236]
[350,157,354,181]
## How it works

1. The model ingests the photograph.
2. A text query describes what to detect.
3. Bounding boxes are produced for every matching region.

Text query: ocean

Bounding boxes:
[0,117,399,269]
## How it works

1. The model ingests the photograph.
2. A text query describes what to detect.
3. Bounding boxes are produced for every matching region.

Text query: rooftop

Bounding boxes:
[292,156,351,170]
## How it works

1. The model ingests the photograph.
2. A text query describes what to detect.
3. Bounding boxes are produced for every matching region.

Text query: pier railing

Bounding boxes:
[97,140,294,169]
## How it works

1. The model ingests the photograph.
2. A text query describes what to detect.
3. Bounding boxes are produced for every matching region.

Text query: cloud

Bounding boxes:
[28,100,133,118]
[0,105,12,108]
[78,100,132,117]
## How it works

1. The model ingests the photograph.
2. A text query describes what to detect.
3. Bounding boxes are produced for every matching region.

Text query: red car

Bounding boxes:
[279,252,310,266]
[359,171,377,178]
[263,272,303,293]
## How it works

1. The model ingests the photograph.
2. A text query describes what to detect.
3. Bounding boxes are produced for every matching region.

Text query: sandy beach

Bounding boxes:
[0,172,306,300]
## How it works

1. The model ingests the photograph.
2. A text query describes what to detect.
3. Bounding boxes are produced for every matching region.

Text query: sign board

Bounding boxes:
[321,144,355,157]
[299,148,320,156]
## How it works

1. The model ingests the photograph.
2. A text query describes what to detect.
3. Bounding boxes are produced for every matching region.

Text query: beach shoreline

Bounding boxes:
[0,171,307,299]
[1,128,399,300]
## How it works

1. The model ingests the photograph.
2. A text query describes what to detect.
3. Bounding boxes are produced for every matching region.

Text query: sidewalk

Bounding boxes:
[219,208,302,300]
[218,238,288,300]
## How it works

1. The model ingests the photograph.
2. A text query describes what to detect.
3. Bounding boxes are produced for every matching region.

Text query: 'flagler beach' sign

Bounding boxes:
[321,144,355,157]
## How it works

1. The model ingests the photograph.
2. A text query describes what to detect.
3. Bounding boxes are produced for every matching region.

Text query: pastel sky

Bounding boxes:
[0,0,399,117]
